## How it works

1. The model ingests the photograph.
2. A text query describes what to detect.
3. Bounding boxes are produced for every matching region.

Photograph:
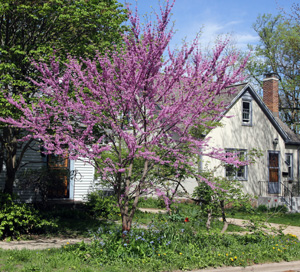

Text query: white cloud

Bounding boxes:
[229,33,260,51]
[170,20,259,52]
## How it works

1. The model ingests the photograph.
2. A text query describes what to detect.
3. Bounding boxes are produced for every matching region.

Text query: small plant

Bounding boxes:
[0,193,57,240]
[138,197,166,209]
[269,205,289,214]
[85,190,119,219]
[257,205,269,213]
[168,213,186,222]
[193,174,252,232]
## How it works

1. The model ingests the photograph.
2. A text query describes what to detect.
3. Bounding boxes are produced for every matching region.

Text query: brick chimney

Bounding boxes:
[263,73,279,117]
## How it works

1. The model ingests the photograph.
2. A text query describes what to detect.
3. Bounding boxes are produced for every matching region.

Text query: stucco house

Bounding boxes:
[198,73,300,211]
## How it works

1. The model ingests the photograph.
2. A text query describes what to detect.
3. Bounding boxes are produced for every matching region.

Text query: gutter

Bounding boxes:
[285,141,300,146]
[298,147,300,199]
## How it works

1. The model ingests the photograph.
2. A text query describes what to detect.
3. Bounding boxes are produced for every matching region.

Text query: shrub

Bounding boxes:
[138,197,166,209]
[257,205,269,212]
[269,205,289,214]
[85,190,119,219]
[0,193,57,239]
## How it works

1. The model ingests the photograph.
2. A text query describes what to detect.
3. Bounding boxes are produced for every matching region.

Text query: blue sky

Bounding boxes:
[123,0,296,51]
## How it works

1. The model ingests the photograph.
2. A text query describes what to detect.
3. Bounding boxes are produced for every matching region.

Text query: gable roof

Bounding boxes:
[221,82,300,145]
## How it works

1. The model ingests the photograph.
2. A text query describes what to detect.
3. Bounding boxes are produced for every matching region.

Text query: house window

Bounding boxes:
[285,153,293,180]
[225,149,247,180]
[242,101,251,125]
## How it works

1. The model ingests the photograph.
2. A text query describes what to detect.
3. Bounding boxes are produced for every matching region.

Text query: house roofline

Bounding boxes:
[285,141,300,146]
[224,83,300,144]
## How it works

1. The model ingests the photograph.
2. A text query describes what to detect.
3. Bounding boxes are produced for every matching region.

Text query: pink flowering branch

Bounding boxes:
[0,0,249,231]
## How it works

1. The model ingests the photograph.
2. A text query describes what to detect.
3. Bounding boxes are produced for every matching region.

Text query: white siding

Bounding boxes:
[73,158,95,201]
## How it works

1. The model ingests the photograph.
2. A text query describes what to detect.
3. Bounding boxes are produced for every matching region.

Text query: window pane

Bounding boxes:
[225,149,247,180]
[269,153,279,167]
[285,154,293,179]
[237,166,245,178]
[226,165,235,177]
[285,155,290,166]
[242,102,250,123]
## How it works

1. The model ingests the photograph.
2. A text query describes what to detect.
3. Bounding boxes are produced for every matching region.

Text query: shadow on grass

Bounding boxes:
[27,205,117,239]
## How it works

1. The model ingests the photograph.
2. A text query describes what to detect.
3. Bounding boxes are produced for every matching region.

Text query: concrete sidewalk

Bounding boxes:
[225,218,300,240]
[194,260,300,272]
[0,238,91,250]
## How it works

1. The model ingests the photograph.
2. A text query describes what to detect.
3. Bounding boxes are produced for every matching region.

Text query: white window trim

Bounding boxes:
[242,100,252,126]
[225,149,248,181]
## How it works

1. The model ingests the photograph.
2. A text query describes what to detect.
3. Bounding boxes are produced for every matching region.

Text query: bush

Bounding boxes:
[85,190,119,219]
[256,204,289,214]
[257,205,269,213]
[138,197,166,209]
[269,205,289,214]
[0,193,57,239]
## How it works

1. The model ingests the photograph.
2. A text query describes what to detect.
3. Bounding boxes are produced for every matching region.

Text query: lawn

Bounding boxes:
[228,207,300,227]
[1,199,300,271]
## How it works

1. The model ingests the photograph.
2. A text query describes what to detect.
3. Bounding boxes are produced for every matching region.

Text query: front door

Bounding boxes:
[268,152,280,194]
[47,154,69,198]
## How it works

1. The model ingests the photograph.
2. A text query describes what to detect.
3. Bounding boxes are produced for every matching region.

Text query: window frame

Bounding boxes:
[225,149,248,181]
[242,99,252,126]
[285,153,293,181]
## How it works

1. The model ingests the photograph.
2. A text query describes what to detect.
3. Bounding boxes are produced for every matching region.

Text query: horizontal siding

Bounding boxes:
[0,139,106,202]
[73,159,95,201]
[15,141,44,202]
[0,140,45,202]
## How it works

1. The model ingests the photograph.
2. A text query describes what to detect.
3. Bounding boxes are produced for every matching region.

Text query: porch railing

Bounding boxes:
[258,180,298,211]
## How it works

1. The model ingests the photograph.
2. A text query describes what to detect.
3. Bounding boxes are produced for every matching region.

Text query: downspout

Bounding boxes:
[69,160,75,201]
[291,146,300,212]
[198,153,203,174]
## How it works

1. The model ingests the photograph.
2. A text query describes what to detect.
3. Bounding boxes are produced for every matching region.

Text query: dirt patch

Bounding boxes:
[139,208,167,214]
[0,238,91,250]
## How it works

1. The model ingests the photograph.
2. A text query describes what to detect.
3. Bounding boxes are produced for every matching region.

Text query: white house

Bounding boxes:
[2,73,300,210]
[199,73,300,211]
[0,145,98,202]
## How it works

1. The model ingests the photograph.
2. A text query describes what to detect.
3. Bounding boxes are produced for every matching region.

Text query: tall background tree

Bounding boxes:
[1,1,248,231]
[0,0,128,194]
[247,3,300,133]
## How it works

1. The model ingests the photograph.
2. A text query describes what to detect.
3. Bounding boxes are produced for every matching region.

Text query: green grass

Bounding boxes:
[229,210,300,227]
[2,200,300,271]
[0,247,101,272]
[134,210,245,233]
[1,226,300,272]
[16,207,106,240]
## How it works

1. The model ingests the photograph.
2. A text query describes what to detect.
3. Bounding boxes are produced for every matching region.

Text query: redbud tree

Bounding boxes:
[1,1,248,231]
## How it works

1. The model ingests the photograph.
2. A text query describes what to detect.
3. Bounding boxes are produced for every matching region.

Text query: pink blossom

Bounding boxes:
[0,0,248,230]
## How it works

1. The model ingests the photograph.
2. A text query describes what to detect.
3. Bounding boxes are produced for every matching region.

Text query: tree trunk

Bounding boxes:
[3,162,16,195]
[206,209,212,231]
[121,213,132,233]
[3,127,18,195]
[220,200,228,234]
